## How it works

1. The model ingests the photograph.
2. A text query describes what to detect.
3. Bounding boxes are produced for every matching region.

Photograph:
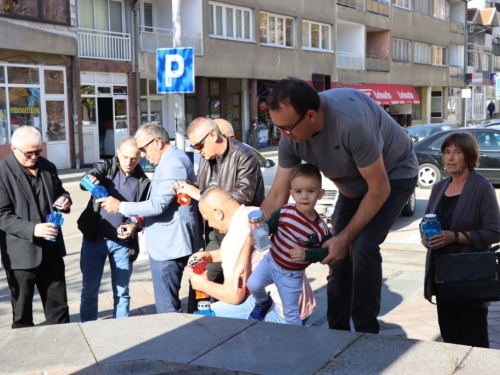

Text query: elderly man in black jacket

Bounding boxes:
[178,117,265,312]
[0,125,72,329]
[77,137,150,322]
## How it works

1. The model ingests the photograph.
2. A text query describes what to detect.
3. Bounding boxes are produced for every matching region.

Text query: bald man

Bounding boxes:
[214,118,235,138]
[178,117,265,312]
[189,187,315,322]
[77,137,150,322]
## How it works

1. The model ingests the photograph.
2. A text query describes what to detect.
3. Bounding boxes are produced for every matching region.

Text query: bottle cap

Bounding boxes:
[248,209,265,223]
[424,213,437,221]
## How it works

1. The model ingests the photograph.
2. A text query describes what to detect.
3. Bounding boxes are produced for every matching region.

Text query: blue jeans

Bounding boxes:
[327,176,417,333]
[247,253,304,325]
[80,238,133,322]
[210,295,286,324]
[149,255,189,314]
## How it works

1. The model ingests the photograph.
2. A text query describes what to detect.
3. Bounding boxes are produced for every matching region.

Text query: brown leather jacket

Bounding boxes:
[197,137,265,207]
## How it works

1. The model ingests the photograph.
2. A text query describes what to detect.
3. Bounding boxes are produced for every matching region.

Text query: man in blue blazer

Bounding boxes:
[99,122,202,313]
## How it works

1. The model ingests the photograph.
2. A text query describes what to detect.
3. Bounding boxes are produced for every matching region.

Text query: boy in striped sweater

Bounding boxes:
[247,164,332,325]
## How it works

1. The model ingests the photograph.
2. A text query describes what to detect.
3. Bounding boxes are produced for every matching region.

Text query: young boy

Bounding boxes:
[246,164,332,325]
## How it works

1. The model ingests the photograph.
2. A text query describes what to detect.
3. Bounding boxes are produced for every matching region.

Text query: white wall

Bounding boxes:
[337,23,364,55]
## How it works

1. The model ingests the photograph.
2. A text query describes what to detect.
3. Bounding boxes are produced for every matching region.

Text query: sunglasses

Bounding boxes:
[17,148,43,158]
[192,131,212,151]
[273,113,306,136]
[138,138,157,153]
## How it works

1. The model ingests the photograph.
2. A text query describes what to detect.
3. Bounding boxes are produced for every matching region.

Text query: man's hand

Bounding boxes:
[289,247,306,261]
[320,236,350,266]
[96,197,121,214]
[54,196,71,211]
[232,255,251,295]
[117,224,136,239]
[177,182,201,201]
[87,174,100,184]
[34,223,58,239]
[190,270,209,291]
[187,251,213,267]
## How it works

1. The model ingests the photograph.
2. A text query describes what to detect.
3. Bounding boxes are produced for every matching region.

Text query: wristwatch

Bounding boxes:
[454,231,459,243]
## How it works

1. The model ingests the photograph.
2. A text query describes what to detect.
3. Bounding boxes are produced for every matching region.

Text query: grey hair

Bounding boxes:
[119,136,137,148]
[11,126,42,148]
[135,122,170,143]
[186,117,222,137]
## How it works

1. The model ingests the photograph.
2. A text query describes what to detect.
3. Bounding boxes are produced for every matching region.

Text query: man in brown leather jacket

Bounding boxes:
[178,117,265,312]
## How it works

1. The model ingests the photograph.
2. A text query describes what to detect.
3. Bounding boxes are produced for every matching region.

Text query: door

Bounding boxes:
[44,99,70,168]
[113,97,128,149]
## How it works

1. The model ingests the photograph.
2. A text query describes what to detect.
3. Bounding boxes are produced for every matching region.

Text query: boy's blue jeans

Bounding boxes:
[80,238,132,322]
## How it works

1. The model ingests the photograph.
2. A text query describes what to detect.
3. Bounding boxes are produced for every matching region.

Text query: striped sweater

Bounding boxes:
[267,204,331,270]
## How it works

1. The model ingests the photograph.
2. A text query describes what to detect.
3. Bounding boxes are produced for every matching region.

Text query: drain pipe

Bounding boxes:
[72,3,80,169]
[132,0,141,132]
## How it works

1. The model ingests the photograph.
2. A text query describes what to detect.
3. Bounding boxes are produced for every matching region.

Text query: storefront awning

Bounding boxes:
[336,83,420,105]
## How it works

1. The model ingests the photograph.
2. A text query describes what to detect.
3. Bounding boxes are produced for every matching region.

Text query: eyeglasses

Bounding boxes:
[17,148,43,158]
[138,138,157,153]
[192,131,212,151]
[273,113,306,136]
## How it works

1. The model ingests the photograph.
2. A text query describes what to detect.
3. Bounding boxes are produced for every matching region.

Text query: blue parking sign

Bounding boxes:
[156,48,194,94]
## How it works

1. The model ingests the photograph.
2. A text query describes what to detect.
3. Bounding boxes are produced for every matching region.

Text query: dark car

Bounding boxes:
[414,128,500,188]
[406,123,458,143]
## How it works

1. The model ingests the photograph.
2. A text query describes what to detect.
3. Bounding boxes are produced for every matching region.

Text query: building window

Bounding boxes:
[209,2,252,41]
[414,0,431,16]
[0,0,69,24]
[140,78,164,126]
[433,0,449,21]
[468,52,479,70]
[79,0,124,33]
[143,2,153,32]
[392,39,410,62]
[392,0,411,10]
[414,42,431,64]
[494,55,500,70]
[449,44,464,67]
[302,20,331,51]
[482,54,489,71]
[260,12,294,47]
[432,45,447,66]
[431,90,443,118]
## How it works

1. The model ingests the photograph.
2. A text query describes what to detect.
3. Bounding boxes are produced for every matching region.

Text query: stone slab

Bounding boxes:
[455,347,500,374]
[316,333,471,375]
[0,323,95,375]
[79,313,255,365]
[192,322,361,375]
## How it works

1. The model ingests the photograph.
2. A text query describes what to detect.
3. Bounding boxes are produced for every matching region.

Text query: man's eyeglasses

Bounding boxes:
[138,138,157,153]
[192,131,212,151]
[273,113,306,136]
[17,148,42,158]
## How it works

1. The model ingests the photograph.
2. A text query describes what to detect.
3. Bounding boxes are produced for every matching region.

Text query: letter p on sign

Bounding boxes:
[156,47,194,94]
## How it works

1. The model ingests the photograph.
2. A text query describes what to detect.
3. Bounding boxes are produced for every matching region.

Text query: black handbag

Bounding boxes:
[433,245,500,302]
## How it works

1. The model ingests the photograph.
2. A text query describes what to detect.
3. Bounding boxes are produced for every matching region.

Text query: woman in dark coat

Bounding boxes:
[422,131,500,348]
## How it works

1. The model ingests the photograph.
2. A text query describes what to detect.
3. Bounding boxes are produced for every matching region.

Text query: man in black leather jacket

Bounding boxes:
[77,137,150,322]
[178,117,265,312]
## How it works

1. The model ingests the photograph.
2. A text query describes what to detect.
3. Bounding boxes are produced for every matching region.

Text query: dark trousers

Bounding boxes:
[437,301,489,348]
[187,230,225,313]
[327,177,416,333]
[5,249,70,329]
[489,111,494,119]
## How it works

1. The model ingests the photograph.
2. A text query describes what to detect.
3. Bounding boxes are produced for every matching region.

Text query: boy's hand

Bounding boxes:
[290,247,306,261]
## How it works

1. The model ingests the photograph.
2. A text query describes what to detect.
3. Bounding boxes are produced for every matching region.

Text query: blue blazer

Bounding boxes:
[120,145,203,261]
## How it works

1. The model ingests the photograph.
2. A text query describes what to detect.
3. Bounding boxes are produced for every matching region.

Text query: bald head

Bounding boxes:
[214,119,235,138]
[199,187,239,234]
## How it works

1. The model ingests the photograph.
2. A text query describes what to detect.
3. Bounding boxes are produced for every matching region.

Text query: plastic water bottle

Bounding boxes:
[248,210,271,251]
[80,175,108,199]
[193,301,216,316]
[421,213,441,247]
[189,256,210,299]
[44,211,64,242]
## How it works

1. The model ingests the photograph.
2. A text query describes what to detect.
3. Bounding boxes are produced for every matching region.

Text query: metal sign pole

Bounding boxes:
[172,0,185,151]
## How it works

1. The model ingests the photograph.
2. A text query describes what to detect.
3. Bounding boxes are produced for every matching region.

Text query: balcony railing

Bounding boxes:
[366,0,390,16]
[337,51,364,70]
[78,28,131,61]
[140,26,202,55]
[338,0,364,9]
[450,22,464,35]
[449,66,464,79]
[365,55,390,72]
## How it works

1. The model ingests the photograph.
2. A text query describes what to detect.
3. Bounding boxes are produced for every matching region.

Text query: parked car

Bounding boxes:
[406,123,458,143]
[414,127,500,188]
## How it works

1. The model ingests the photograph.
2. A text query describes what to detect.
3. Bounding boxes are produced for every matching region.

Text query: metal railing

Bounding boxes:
[450,22,464,35]
[337,0,364,9]
[366,0,390,16]
[337,51,364,70]
[365,55,390,71]
[140,26,202,55]
[78,28,131,61]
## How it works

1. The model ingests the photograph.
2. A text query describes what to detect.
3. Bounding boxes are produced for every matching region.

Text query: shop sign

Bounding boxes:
[10,107,40,114]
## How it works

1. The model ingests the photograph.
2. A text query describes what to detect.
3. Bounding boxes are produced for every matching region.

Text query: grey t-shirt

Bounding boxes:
[279,88,418,198]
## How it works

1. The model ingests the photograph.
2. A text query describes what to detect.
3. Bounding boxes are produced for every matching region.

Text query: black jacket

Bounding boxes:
[77,156,150,241]
[0,154,71,270]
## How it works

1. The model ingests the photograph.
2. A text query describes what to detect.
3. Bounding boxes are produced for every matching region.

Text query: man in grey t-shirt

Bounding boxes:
[242,77,418,334]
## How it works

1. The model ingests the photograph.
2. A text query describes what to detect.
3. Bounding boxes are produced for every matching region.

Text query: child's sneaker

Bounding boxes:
[248,292,274,321]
